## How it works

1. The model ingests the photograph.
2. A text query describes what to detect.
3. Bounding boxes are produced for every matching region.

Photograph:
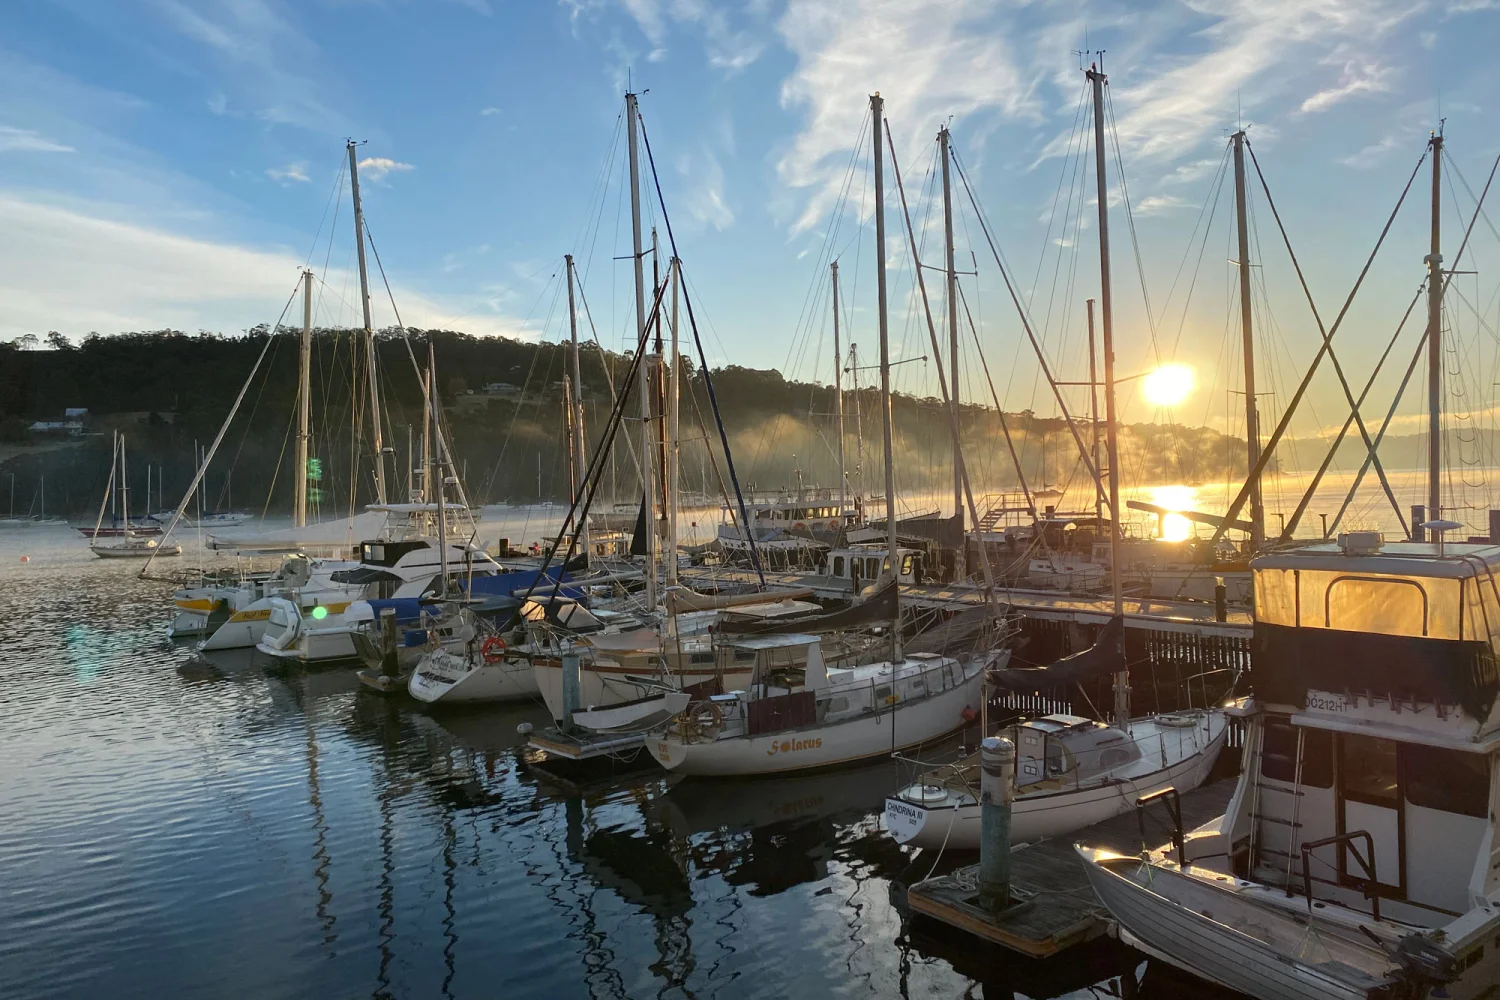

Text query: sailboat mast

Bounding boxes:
[1426,130,1444,524]
[1087,298,1102,524]
[940,125,963,578]
[566,254,590,557]
[832,261,847,513]
[428,344,447,597]
[1088,63,1129,726]
[870,92,901,659]
[348,140,387,505]
[667,257,681,587]
[626,91,658,608]
[295,269,313,527]
[1232,131,1263,549]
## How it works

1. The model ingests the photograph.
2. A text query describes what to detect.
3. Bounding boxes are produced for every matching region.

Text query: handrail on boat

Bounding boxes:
[1299,831,1381,922]
[1135,786,1185,866]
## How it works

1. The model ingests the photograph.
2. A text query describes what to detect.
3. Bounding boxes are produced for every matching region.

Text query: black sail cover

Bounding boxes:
[990,614,1126,692]
[715,579,900,636]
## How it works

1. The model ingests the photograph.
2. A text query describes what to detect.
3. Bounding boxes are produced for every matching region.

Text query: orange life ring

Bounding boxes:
[793,521,806,531]
[481,636,508,663]
[827,519,839,531]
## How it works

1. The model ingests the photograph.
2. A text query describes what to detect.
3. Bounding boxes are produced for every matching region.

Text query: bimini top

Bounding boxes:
[722,633,821,651]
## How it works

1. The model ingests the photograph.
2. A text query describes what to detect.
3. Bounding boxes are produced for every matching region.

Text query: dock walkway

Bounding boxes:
[903,778,1236,957]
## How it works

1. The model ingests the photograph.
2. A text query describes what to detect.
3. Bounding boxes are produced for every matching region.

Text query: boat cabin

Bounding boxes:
[822,544,924,586]
[1219,534,1500,926]
[1009,714,1142,787]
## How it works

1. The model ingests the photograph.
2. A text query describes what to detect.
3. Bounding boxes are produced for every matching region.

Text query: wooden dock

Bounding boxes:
[903,778,1236,958]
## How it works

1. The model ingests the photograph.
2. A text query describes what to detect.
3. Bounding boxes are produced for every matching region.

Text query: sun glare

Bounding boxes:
[1142,364,1194,407]
[1150,485,1196,542]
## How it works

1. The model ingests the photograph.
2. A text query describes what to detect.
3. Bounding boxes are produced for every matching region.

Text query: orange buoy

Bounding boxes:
[19,555,30,563]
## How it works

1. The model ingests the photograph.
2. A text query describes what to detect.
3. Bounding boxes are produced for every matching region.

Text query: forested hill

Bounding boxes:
[0,328,1253,517]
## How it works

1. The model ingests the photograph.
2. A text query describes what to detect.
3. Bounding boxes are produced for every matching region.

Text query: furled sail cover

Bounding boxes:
[715,580,900,636]
[990,614,1126,692]
[1253,623,1500,721]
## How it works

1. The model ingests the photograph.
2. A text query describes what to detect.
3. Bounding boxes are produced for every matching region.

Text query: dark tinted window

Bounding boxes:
[1340,733,1399,807]
[1261,719,1332,788]
[1404,744,1490,819]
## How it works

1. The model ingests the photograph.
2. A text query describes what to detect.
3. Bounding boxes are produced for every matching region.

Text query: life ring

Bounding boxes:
[827,519,839,531]
[793,521,806,531]
[481,636,508,663]
[679,698,724,741]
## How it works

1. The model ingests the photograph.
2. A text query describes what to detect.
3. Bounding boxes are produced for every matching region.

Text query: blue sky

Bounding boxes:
[3,0,1500,446]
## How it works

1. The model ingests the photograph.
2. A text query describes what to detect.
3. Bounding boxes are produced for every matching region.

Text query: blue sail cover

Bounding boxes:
[459,568,585,603]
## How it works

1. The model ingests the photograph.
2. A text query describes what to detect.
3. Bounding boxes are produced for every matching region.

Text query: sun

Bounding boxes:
[1142,364,1194,407]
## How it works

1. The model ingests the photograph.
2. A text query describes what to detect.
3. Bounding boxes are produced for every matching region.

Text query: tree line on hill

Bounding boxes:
[0,328,1255,517]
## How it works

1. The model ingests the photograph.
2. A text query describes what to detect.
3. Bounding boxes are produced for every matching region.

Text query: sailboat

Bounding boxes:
[883,68,1228,848]
[646,94,1002,778]
[1078,127,1500,1000]
[90,432,181,559]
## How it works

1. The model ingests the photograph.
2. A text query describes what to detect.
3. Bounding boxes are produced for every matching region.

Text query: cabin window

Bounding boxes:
[1404,744,1490,818]
[734,648,756,662]
[1339,733,1400,807]
[833,556,845,577]
[826,697,849,714]
[1100,748,1131,768]
[882,557,892,574]
[1261,719,1333,788]
[1325,576,1428,637]
[866,558,879,579]
[1045,743,1066,775]
[901,554,913,576]
[874,685,892,701]
[690,652,714,665]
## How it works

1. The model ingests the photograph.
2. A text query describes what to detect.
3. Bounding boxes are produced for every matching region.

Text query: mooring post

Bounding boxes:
[1214,576,1227,623]
[561,650,582,731]
[380,607,398,678]
[979,736,1016,913]
[1411,505,1426,543]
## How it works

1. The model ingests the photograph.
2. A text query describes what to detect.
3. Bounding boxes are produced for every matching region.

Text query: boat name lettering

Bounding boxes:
[766,737,823,756]
[886,801,922,820]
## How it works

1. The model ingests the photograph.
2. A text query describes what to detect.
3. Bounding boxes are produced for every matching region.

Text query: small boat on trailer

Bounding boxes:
[1078,531,1500,999]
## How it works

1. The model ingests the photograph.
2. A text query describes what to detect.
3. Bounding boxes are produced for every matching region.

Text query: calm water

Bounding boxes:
[0,525,1225,1000]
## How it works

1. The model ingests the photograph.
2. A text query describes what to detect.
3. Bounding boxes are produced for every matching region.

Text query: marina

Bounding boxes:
[5,6,1500,997]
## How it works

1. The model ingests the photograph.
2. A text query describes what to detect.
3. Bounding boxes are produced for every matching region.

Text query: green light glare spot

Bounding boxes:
[311,605,329,620]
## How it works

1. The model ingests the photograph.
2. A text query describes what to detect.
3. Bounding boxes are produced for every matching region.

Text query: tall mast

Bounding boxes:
[120,433,130,530]
[566,254,589,557]
[832,261,847,513]
[940,125,963,578]
[850,342,863,501]
[871,92,901,659]
[1089,62,1128,726]
[348,140,387,505]
[667,257,681,587]
[1426,129,1444,524]
[295,269,313,528]
[428,343,447,597]
[1087,298,1102,524]
[1232,130,1263,549]
[626,91,657,608]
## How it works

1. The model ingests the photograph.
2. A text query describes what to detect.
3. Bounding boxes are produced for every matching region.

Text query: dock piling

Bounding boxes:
[561,651,581,731]
[380,607,398,677]
[979,736,1016,913]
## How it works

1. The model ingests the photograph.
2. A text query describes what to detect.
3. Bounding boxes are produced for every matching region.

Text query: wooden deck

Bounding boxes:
[903,778,1237,958]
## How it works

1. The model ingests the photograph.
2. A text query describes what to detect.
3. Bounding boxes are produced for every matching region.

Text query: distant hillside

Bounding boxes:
[0,328,1254,516]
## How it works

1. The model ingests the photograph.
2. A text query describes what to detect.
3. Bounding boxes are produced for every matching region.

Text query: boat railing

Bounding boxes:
[1135,787,1185,864]
[1299,831,1382,922]
[895,720,1213,798]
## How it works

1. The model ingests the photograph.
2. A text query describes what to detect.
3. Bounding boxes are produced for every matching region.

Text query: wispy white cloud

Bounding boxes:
[1134,193,1189,215]
[479,106,502,116]
[0,195,531,340]
[265,161,309,184]
[774,0,1043,234]
[0,126,74,153]
[677,146,734,230]
[357,156,414,182]
[1298,59,1397,115]
[1338,132,1405,167]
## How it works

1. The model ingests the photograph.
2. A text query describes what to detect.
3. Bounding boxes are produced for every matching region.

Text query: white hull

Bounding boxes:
[1080,850,1405,1000]
[534,661,753,721]
[409,650,540,704]
[648,667,982,776]
[885,714,1228,850]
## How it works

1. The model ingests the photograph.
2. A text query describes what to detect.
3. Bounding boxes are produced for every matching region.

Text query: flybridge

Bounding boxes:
[1250,539,1500,742]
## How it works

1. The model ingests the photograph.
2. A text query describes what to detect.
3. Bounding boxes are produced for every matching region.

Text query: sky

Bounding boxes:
[3,0,1500,456]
